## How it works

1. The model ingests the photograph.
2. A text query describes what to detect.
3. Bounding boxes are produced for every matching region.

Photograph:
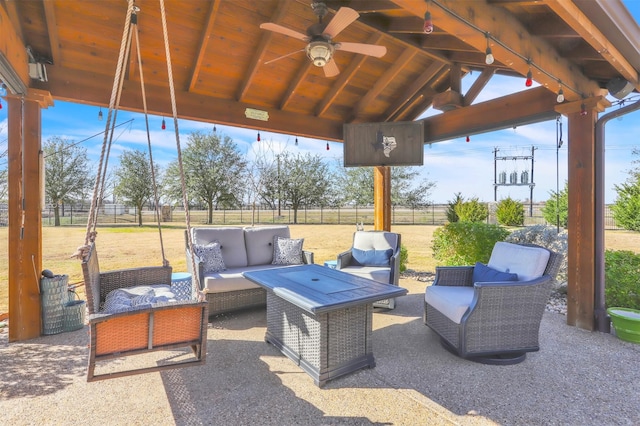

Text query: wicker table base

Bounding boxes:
[265,292,374,387]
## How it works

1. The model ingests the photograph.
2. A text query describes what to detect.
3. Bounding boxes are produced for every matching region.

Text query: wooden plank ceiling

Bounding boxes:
[2,0,638,142]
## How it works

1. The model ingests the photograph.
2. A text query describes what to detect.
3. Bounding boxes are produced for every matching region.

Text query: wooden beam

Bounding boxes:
[7,94,45,342]
[237,0,291,102]
[315,33,384,118]
[187,0,221,92]
[349,48,417,122]
[390,0,605,101]
[40,66,344,141]
[544,0,639,89]
[280,61,312,110]
[464,68,495,105]
[43,0,61,66]
[423,86,558,142]
[0,3,29,93]
[565,105,596,330]
[374,166,391,231]
[382,61,446,121]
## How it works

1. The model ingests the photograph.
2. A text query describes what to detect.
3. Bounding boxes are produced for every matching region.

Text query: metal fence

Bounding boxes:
[29,203,623,230]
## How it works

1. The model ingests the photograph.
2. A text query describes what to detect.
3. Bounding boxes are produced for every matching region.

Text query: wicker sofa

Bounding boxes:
[185,225,313,316]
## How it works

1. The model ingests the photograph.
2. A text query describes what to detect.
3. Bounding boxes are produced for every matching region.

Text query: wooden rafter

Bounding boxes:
[315,32,384,118]
[464,68,496,105]
[543,0,640,89]
[237,0,291,102]
[280,61,312,111]
[382,61,445,121]
[42,0,60,66]
[187,0,220,92]
[349,48,417,122]
[390,0,605,101]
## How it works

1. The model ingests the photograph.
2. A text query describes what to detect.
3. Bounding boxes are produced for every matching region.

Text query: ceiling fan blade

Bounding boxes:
[323,58,340,78]
[336,42,387,58]
[264,49,304,65]
[260,23,308,41]
[322,7,359,39]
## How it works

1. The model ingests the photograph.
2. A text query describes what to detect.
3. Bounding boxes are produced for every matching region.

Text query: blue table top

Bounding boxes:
[243,264,407,314]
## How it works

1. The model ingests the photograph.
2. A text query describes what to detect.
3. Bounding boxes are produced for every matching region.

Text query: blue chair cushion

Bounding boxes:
[352,248,393,266]
[472,262,518,283]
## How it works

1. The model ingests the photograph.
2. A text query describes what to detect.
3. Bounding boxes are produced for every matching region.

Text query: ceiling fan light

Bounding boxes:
[306,41,334,67]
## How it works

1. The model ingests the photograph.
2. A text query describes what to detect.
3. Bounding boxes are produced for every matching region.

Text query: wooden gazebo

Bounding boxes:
[2,0,640,340]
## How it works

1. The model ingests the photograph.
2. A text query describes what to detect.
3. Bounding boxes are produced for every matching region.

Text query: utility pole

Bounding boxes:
[277,154,281,217]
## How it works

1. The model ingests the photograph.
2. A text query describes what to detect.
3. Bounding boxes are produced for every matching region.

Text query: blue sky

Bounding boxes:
[1,2,640,205]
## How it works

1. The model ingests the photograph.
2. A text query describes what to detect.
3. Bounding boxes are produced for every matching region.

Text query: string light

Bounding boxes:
[295,136,299,146]
[484,33,494,65]
[0,99,3,110]
[525,62,533,87]
[430,0,587,101]
[466,135,470,142]
[213,123,217,132]
[580,102,588,116]
[98,107,103,120]
[326,142,330,151]
[423,11,433,34]
[257,132,261,141]
[161,117,166,130]
[557,84,565,103]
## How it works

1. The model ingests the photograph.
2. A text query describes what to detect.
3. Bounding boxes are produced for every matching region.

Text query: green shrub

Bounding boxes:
[399,244,408,273]
[455,197,488,223]
[605,250,640,310]
[446,192,464,223]
[496,197,525,226]
[432,222,509,266]
[541,181,568,228]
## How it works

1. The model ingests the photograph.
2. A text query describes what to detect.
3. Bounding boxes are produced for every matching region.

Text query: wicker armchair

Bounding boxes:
[82,242,208,381]
[424,242,562,364]
[336,231,401,309]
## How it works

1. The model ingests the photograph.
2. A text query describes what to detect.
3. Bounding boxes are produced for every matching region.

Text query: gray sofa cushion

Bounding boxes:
[338,266,390,284]
[203,264,286,293]
[192,227,248,268]
[425,286,475,324]
[244,226,290,266]
[488,242,550,281]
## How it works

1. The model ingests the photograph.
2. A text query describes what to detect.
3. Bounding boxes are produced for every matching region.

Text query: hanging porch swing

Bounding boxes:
[77,0,208,381]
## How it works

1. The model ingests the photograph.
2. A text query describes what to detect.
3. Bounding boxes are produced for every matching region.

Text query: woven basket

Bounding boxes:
[40,275,69,335]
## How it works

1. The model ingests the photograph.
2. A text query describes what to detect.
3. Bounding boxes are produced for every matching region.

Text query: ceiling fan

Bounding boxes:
[260,1,387,77]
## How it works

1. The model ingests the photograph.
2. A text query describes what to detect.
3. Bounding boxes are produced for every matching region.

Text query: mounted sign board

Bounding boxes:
[245,108,269,121]
[343,121,424,167]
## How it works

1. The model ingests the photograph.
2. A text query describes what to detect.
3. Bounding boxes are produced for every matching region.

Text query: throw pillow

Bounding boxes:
[472,262,518,283]
[194,241,226,273]
[352,248,393,266]
[272,236,304,265]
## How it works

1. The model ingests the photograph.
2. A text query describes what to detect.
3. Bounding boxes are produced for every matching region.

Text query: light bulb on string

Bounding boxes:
[525,67,533,87]
[556,85,564,103]
[326,142,330,151]
[161,117,166,130]
[580,102,588,116]
[423,11,433,34]
[484,33,494,65]
[213,124,217,132]
[257,132,261,142]
[98,107,103,121]
[0,99,3,110]
[295,136,299,146]
[466,135,470,143]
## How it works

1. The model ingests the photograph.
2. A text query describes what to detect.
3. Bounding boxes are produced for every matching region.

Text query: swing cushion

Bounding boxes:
[194,241,226,273]
[101,284,178,314]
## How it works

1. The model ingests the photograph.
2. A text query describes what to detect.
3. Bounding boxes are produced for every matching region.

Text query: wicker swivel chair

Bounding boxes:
[336,231,401,309]
[424,242,562,364]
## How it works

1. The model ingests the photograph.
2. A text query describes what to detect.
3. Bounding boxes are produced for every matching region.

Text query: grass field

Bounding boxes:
[1,224,639,314]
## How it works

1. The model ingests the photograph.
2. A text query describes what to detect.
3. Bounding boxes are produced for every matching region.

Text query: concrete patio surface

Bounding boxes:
[1,277,639,425]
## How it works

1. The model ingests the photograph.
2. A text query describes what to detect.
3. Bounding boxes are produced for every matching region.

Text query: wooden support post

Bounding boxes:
[374,166,391,231]
[566,108,596,330]
[8,91,51,341]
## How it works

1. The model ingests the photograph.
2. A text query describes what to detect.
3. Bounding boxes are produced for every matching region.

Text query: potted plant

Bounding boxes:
[605,250,640,343]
